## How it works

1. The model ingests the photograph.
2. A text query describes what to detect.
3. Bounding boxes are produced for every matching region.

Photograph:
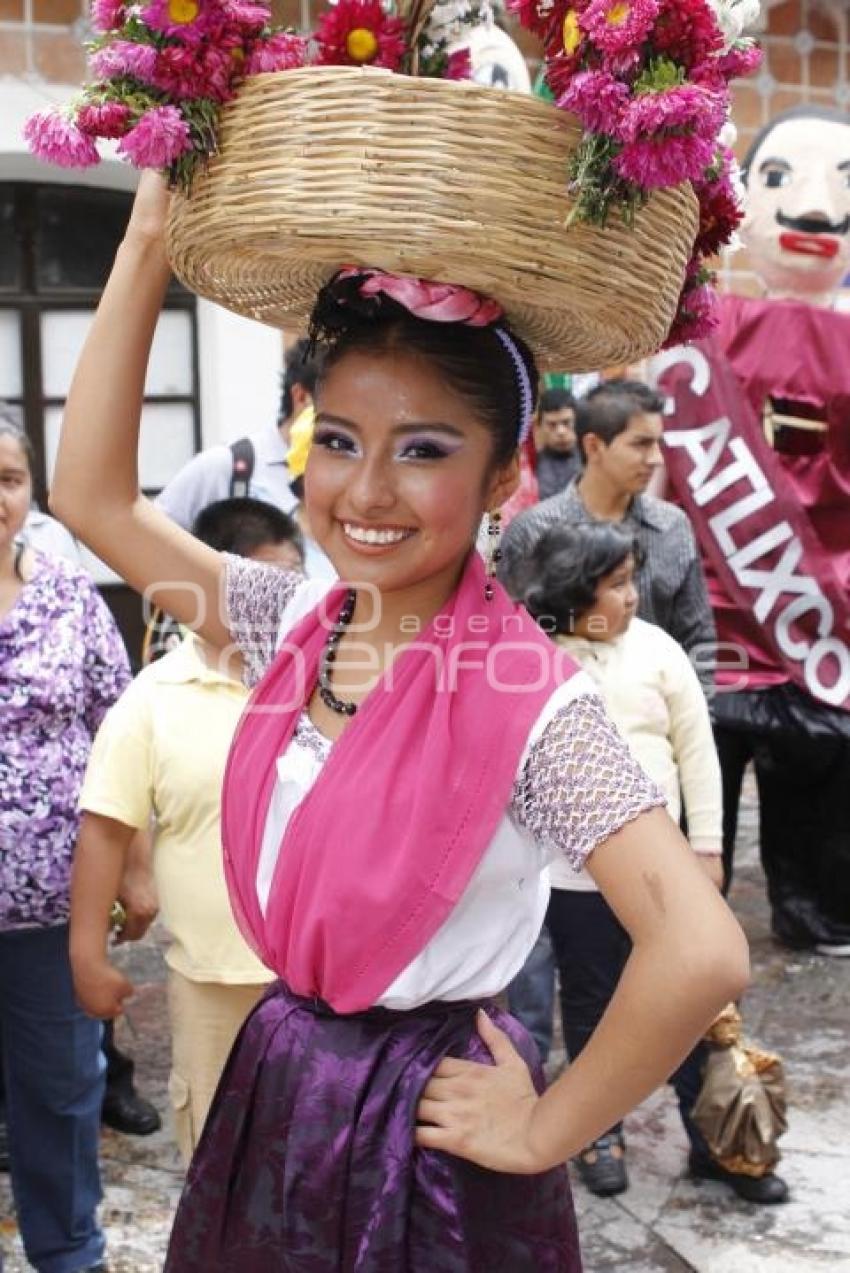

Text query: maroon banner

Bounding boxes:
[652,338,850,712]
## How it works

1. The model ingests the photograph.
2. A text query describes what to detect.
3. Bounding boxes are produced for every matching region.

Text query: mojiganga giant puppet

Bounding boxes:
[653,105,850,955]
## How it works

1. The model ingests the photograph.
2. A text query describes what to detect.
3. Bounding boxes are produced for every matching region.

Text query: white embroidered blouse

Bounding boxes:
[225,556,664,1009]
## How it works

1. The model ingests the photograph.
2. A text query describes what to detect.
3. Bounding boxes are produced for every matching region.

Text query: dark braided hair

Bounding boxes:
[308,273,538,468]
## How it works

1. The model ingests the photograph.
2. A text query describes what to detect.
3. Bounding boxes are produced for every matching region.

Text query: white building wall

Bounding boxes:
[197,300,283,447]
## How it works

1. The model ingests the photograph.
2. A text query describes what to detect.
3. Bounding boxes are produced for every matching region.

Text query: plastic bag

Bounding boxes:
[691,1004,788,1178]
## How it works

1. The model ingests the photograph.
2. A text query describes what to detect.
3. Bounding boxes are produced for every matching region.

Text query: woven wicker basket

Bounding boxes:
[166,65,699,370]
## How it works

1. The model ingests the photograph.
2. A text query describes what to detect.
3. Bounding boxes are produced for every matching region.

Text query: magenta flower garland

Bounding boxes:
[23,0,761,347]
[24,0,309,189]
[23,0,494,192]
[513,0,762,343]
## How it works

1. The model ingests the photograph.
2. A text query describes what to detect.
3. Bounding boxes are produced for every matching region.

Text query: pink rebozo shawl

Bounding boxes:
[222,550,580,1013]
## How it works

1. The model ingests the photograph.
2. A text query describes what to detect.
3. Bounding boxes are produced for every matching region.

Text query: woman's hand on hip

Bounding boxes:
[415,1009,548,1175]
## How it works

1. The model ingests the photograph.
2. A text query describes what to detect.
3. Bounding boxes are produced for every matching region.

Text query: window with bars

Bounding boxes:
[0,181,200,655]
[0,182,200,582]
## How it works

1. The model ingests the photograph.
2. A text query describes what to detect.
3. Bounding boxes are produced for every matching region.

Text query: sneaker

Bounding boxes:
[575,1133,628,1197]
[688,1151,789,1204]
[814,942,850,958]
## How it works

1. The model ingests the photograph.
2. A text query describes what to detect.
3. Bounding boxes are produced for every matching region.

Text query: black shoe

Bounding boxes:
[101,1088,161,1137]
[575,1133,628,1197]
[688,1151,789,1204]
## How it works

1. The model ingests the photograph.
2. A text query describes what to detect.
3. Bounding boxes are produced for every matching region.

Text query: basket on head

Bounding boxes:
[166,65,699,371]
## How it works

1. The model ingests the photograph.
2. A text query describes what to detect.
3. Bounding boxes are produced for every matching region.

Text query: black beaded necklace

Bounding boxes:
[318,587,358,717]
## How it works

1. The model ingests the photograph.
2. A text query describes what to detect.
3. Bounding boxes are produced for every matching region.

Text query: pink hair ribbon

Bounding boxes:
[337,266,504,327]
[334,267,532,441]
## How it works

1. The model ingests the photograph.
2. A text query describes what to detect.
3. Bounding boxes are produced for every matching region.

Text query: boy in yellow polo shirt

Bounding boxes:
[70,498,303,1163]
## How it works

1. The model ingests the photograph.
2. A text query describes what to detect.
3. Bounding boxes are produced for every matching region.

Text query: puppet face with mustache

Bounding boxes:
[742,115,850,303]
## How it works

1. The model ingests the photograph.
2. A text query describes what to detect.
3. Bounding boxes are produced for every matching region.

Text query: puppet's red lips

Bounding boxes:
[779,231,841,259]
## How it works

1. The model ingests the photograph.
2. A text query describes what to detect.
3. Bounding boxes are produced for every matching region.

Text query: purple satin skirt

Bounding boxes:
[165,981,582,1271]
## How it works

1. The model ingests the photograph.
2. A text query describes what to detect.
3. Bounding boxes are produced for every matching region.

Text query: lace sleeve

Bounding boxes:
[224,554,302,687]
[512,693,666,871]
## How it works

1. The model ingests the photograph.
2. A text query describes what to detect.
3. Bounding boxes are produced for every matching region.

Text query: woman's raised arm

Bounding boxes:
[50,171,230,650]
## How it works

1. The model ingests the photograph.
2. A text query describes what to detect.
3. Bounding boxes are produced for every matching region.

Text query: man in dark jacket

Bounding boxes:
[502,379,716,680]
[534,388,582,500]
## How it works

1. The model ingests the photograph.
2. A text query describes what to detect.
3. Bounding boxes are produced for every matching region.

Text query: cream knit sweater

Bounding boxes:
[550,617,722,892]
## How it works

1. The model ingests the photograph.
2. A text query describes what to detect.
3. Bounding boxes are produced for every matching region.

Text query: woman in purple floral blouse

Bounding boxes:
[0,416,130,1273]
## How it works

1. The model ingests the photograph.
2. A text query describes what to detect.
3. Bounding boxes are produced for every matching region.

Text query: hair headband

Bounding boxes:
[335,267,533,443]
[493,327,534,446]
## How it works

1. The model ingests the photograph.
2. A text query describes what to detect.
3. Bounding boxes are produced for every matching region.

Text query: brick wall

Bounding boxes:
[0,0,88,82]
[5,1,846,112]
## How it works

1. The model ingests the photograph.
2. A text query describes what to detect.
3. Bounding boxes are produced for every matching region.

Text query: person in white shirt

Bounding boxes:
[521,522,788,1206]
[156,339,324,530]
[22,507,82,564]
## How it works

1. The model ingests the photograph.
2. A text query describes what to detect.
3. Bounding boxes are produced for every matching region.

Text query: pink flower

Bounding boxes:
[445,47,472,80]
[614,84,726,187]
[542,3,594,84]
[557,70,629,134]
[508,0,556,36]
[545,52,581,99]
[221,0,270,31]
[691,147,743,255]
[315,0,407,71]
[76,101,132,138]
[89,39,158,82]
[653,0,723,71]
[614,131,716,186]
[511,0,590,37]
[141,0,212,39]
[90,0,125,33]
[710,40,763,82]
[117,104,192,168]
[23,109,100,168]
[621,83,726,144]
[245,31,307,73]
[694,173,741,255]
[580,0,659,54]
[153,41,237,99]
[665,276,718,345]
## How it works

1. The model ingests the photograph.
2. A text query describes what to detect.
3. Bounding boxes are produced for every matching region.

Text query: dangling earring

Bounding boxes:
[484,509,502,602]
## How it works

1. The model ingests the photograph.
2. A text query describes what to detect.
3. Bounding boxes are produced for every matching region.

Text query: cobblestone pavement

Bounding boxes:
[2,778,848,1271]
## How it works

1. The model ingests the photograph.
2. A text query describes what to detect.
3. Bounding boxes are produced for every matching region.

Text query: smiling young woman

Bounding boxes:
[50,171,750,1272]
